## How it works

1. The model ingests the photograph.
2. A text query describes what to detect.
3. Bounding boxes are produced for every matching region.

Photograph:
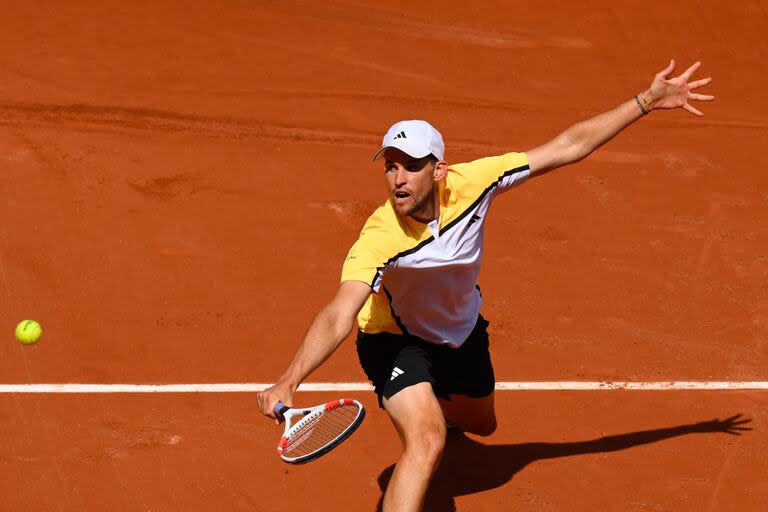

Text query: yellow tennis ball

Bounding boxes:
[15,320,42,345]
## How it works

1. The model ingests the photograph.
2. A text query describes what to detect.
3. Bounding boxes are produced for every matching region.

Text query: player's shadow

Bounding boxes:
[375,414,751,512]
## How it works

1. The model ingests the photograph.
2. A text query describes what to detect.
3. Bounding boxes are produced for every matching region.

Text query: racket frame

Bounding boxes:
[274,398,365,464]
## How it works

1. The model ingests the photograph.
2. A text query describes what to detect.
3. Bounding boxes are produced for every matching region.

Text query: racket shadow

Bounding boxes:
[375,414,752,512]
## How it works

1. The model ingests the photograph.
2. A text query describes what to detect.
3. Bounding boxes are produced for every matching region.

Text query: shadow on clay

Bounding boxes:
[375,414,752,512]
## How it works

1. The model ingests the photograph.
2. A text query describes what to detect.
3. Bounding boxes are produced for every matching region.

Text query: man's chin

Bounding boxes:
[396,205,432,223]
[391,199,413,217]
[392,197,429,221]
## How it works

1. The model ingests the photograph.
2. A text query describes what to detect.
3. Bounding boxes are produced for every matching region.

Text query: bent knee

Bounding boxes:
[418,420,447,452]
[404,421,446,464]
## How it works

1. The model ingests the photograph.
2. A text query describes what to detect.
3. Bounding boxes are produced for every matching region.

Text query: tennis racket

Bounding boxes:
[273,398,365,464]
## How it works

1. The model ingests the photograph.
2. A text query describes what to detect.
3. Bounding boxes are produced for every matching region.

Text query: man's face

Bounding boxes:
[383,148,439,222]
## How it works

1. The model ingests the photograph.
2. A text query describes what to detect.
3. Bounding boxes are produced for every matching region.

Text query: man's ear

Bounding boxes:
[433,161,448,181]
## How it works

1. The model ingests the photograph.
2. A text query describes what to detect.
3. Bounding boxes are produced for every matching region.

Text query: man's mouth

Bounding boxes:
[394,191,410,201]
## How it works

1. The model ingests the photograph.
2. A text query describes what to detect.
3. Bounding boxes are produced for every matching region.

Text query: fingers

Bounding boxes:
[681,60,702,80]
[720,414,752,426]
[256,393,270,417]
[714,414,753,434]
[725,416,753,429]
[683,103,704,116]
[715,414,753,435]
[656,59,676,79]
[689,77,712,89]
[689,93,714,101]
[257,386,295,425]
[256,391,279,419]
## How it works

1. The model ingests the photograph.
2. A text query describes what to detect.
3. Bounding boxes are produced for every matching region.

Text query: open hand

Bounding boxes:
[692,414,753,436]
[647,60,714,116]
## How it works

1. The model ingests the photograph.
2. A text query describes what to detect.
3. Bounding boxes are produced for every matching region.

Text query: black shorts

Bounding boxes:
[355,315,494,407]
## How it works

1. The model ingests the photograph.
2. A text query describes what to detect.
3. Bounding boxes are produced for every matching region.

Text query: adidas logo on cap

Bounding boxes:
[372,120,445,162]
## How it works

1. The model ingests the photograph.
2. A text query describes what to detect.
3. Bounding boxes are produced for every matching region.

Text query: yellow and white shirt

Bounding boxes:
[341,152,530,347]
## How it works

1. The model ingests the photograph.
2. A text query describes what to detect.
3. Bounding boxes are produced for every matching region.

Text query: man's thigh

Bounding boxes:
[437,392,497,436]
[357,331,439,408]
[383,382,447,443]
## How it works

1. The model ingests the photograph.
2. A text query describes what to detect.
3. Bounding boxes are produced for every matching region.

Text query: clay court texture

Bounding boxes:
[1,1,767,510]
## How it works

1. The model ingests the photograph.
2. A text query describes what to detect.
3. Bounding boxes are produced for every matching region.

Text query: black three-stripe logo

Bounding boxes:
[393,131,407,139]
[468,214,482,225]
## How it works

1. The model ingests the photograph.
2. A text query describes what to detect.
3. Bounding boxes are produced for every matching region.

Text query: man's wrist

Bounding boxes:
[640,89,657,112]
[276,372,301,393]
[634,89,653,115]
[634,95,649,115]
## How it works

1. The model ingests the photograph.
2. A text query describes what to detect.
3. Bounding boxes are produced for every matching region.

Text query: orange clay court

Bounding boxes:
[1,1,767,510]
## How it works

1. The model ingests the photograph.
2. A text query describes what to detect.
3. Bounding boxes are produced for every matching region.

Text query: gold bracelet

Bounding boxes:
[639,91,651,112]
[634,95,648,115]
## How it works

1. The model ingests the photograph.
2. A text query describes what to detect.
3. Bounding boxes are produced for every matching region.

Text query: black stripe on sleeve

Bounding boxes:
[440,164,530,235]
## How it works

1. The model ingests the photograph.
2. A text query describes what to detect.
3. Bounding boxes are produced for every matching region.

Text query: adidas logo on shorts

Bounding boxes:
[390,366,405,381]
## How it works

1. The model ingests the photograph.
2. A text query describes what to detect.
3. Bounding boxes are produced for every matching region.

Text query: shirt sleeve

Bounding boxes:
[451,152,531,196]
[340,203,402,293]
[494,152,531,194]
[340,239,383,291]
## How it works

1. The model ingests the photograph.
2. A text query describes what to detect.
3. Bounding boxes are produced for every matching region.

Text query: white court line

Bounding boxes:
[0,382,767,393]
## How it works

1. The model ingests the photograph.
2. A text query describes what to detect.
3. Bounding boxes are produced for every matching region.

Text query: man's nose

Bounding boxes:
[395,166,408,185]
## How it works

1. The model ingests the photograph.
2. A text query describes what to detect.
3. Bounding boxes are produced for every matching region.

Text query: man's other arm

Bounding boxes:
[526,60,713,176]
[256,280,371,423]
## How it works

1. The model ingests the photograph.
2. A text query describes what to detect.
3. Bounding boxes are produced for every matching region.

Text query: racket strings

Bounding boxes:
[283,405,360,457]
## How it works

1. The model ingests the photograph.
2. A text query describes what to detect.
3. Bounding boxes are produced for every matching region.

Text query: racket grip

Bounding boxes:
[273,401,290,421]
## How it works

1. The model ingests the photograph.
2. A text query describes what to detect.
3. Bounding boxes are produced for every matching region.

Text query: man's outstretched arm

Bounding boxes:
[256,280,371,423]
[526,60,714,176]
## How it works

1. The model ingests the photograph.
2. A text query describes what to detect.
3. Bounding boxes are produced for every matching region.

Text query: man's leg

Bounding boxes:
[433,315,497,436]
[438,392,497,436]
[381,382,447,512]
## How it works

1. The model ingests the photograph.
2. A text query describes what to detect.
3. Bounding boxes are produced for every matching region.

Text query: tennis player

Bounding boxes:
[258,60,713,511]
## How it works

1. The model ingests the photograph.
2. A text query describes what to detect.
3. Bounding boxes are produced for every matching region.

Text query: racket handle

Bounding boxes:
[273,401,290,421]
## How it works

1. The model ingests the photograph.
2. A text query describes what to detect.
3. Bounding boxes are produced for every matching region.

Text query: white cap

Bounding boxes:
[372,120,445,162]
